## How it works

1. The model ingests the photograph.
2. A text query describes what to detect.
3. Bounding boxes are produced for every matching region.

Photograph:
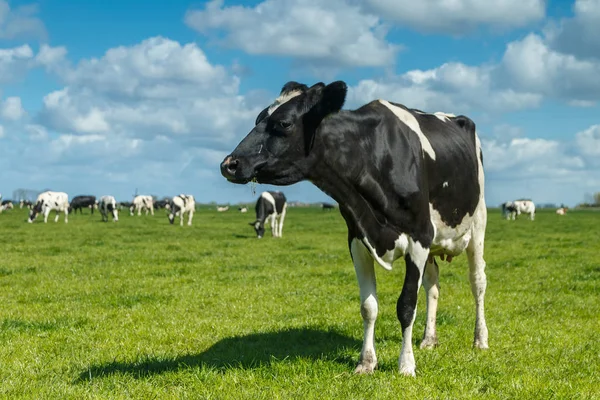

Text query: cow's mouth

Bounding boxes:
[221,156,267,184]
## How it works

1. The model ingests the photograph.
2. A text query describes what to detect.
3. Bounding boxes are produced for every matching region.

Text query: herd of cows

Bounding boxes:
[0,190,290,237]
[0,79,575,377]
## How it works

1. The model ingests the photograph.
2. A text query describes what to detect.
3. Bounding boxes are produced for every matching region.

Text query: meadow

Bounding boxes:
[0,205,598,399]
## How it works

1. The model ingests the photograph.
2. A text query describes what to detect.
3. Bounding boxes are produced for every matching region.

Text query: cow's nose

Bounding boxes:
[221,156,239,178]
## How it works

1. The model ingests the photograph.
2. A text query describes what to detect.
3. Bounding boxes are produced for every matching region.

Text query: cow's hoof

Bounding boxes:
[474,340,489,349]
[399,366,416,377]
[420,336,438,349]
[354,363,377,374]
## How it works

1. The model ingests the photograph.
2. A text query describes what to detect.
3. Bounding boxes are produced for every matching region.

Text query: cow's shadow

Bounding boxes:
[75,328,360,381]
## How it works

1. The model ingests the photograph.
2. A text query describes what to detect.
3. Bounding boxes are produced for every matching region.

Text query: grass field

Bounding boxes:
[0,205,598,399]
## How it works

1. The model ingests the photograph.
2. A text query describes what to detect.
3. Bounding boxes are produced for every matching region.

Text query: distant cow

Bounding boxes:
[221,80,488,376]
[99,195,119,222]
[70,195,97,215]
[321,202,335,210]
[28,191,69,223]
[501,201,518,220]
[168,194,195,226]
[239,206,248,213]
[512,200,536,221]
[154,199,171,210]
[217,206,229,212]
[556,207,567,215]
[20,200,33,209]
[132,195,154,216]
[250,191,287,238]
[0,200,13,213]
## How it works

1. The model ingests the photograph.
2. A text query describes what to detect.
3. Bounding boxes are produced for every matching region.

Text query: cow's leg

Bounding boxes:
[420,257,439,349]
[397,239,428,376]
[180,210,184,226]
[43,208,49,223]
[187,209,193,226]
[271,213,277,237]
[350,239,378,374]
[64,208,68,223]
[467,210,489,349]
[278,206,287,237]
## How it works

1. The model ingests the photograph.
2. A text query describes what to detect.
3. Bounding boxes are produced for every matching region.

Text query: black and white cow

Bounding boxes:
[20,200,33,209]
[0,200,13,213]
[168,194,195,226]
[221,81,488,376]
[69,195,97,215]
[250,191,287,238]
[132,195,154,216]
[238,206,248,213]
[154,199,171,211]
[28,191,69,223]
[99,195,119,222]
[501,201,518,220]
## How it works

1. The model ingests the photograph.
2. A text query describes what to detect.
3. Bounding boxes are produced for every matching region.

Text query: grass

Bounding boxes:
[0,206,598,399]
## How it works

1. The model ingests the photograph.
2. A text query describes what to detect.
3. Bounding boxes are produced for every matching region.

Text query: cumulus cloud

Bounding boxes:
[0,96,25,120]
[546,0,600,61]
[0,0,46,40]
[365,0,545,34]
[0,44,34,83]
[576,124,600,158]
[185,0,398,68]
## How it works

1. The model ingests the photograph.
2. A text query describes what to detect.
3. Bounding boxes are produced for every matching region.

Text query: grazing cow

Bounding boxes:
[69,195,97,215]
[217,206,229,212]
[28,191,69,223]
[511,199,536,221]
[0,200,13,213]
[501,201,518,220]
[321,202,335,210]
[239,206,248,213]
[220,80,489,376]
[20,200,33,209]
[556,207,567,215]
[250,191,287,238]
[132,195,154,216]
[168,194,195,226]
[99,195,119,222]
[154,199,171,211]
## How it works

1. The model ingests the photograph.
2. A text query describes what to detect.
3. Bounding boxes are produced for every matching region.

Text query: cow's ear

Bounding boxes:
[303,81,347,154]
[255,107,269,125]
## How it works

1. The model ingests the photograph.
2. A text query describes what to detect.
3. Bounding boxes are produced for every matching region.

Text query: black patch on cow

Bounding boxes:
[396,253,421,331]
[70,195,96,214]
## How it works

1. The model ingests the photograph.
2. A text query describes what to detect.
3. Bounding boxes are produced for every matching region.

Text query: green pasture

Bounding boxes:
[0,206,598,399]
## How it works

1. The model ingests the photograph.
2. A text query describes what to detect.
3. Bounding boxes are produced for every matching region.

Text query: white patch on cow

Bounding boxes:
[133,195,154,216]
[429,205,473,257]
[267,90,303,115]
[514,200,536,220]
[260,191,276,208]
[362,234,409,271]
[433,112,456,122]
[442,181,449,188]
[378,100,436,160]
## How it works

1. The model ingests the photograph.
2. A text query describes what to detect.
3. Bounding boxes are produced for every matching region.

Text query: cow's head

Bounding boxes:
[221,81,347,185]
[249,220,264,238]
[28,201,43,223]
[168,202,178,224]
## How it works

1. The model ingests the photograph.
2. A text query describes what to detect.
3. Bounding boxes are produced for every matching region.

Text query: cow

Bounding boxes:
[19,200,33,209]
[217,206,229,212]
[220,80,488,376]
[239,206,248,213]
[168,194,195,226]
[28,191,69,223]
[99,195,119,222]
[0,200,13,213]
[132,195,154,216]
[321,202,335,210]
[249,191,287,238]
[507,199,536,221]
[556,207,567,215]
[69,195,97,215]
[154,199,171,211]
[501,201,518,220]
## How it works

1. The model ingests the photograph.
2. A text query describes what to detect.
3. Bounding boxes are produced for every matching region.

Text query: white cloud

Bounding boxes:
[0,44,34,83]
[365,0,545,34]
[0,96,25,120]
[0,0,46,40]
[576,124,600,157]
[185,0,398,68]
[0,124,4,138]
[546,0,600,60]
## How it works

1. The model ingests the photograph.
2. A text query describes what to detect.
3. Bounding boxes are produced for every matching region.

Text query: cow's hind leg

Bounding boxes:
[420,257,439,349]
[278,206,287,237]
[54,210,60,223]
[467,210,489,349]
[187,210,193,226]
[350,239,378,374]
[397,239,428,376]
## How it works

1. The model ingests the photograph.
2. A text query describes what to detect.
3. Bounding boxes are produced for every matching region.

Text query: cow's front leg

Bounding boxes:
[397,240,428,376]
[187,210,193,226]
[350,239,378,374]
[64,209,68,223]
[420,257,439,349]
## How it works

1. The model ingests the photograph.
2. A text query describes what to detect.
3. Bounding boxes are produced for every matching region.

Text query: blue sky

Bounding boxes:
[1,0,599,206]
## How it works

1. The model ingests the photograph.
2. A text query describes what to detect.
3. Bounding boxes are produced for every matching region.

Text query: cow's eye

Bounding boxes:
[278,121,293,130]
